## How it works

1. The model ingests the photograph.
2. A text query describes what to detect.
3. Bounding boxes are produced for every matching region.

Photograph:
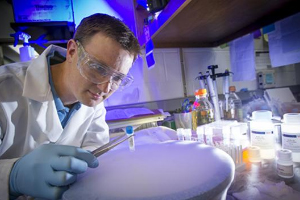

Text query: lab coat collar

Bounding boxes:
[23,45,67,102]
[22,45,67,142]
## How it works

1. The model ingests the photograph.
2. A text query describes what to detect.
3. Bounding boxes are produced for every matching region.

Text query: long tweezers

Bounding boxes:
[92,134,134,157]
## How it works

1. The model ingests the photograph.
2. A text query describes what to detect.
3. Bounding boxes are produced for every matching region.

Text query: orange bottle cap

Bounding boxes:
[229,86,236,92]
[198,88,207,96]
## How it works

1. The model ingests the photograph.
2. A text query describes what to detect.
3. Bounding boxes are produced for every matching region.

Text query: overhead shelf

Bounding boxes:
[135,0,300,48]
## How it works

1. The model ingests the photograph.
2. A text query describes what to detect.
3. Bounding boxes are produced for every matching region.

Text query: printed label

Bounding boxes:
[277,163,294,177]
[282,132,300,153]
[251,129,274,149]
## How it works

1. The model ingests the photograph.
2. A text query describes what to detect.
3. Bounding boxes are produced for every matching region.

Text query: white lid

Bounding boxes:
[252,110,272,121]
[277,149,292,161]
[283,113,300,124]
[248,146,261,163]
[177,128,184,135]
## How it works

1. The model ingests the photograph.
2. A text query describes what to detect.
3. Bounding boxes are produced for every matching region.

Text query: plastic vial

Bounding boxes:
[248,146,261,163]
[196,126,205,143]
[126,126,135,151]
[192,89,214,131]
[250,110,275,159]
[277,149,294,178]
[184,128,192,141]
[281,113,300,162]
[223,86,243,122]
[176,128,185,140]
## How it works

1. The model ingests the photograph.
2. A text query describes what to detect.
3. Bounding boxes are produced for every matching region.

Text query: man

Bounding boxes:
[0,13,141,199]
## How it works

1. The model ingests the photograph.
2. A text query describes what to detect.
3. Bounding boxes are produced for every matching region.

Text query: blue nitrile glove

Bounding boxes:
[9,144,99,199]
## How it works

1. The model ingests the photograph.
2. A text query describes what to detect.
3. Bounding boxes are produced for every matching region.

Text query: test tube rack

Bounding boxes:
[213,142,245,172]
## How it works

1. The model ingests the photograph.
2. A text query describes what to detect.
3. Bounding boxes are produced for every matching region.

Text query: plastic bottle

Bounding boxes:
[276,149,294,178]
[281,113,300,162]
[223,86,243,122]
[126,126,135,151]
[250,110,275,159]
[192,89,214,131]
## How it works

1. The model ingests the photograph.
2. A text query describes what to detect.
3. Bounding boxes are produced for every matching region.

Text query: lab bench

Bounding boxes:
[227,151,300,199]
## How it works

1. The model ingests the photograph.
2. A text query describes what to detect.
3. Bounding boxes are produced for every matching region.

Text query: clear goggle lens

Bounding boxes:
[76,41,133,91]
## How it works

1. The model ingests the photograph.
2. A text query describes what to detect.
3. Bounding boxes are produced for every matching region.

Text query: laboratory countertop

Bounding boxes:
[227,155,300,200]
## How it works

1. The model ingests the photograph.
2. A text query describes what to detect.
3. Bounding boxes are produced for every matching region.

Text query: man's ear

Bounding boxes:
[66,39,77,62]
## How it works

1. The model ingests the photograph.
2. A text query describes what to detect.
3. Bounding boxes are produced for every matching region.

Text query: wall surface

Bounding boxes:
[72,0,136,34]
[104,48,184,107]
[105,36,300,110]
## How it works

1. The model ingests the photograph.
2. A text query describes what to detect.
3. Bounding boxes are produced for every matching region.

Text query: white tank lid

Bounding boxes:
[252,110,272,121]
[283,113,300,124]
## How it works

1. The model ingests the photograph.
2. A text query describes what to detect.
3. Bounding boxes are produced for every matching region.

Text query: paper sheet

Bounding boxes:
[106,108,154,121]
[229,34,256,82]
[268,13,300,67]
[233,180,300,200]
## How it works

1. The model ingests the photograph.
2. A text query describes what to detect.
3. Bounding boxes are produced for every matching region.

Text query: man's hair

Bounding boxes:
[74,13,141,61]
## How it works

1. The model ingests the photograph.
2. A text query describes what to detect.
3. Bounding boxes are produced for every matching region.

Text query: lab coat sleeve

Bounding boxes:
[0,158,19,200]
[81,102,109,151]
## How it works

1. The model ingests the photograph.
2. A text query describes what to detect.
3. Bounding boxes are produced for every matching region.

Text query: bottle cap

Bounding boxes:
[229,86,236,92]
[126,126,134,134]
[198,89,207,96]
[277,149,292,162]
[283,113,300,124]
[252,110,272,121]
[248,146,261,163]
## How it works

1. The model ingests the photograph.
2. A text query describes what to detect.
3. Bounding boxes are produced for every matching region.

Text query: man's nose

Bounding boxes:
[96,80,112,94]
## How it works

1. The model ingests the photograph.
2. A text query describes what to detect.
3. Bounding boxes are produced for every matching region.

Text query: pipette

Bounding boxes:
[223,69,230,111]
[198,72,206,90]
[206,71,221,121]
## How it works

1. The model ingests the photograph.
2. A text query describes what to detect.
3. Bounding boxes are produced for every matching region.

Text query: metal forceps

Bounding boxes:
[92,134,135,157]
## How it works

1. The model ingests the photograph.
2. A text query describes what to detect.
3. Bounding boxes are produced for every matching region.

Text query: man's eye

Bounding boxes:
[112,76,122,82]
[89,63,108,75]
[97,68,108,76]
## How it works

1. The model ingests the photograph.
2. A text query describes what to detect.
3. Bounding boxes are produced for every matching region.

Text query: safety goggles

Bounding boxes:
[76,41,133,91]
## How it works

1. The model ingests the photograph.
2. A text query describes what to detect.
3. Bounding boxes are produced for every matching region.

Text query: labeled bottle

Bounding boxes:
[250,110,275,159]
[277,149,294,178]
[192,89,214,130]
[281,113,300,162]
[223,86,243,122]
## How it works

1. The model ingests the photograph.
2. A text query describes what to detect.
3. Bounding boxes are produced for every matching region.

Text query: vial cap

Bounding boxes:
[283,113,300,124]
[252,110,272,121]
[126,126,134,134]
[277,149,292,161]
[248,146,261,163]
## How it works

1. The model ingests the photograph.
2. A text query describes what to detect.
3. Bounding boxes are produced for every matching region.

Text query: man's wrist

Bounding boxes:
[9,160,21,198]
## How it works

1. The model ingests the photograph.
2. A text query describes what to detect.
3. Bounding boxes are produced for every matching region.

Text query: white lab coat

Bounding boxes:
[0,45,109,199]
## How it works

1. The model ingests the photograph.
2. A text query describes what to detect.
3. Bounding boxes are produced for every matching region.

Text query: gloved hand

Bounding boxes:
[9,144,99,199]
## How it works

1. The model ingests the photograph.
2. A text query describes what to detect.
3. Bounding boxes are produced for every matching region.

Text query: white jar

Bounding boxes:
[281,113,300,162]
[277,149,294,178]
[250,110,275,159]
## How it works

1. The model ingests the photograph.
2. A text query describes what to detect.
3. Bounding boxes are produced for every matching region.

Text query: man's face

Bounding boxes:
[69,33,134,107]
